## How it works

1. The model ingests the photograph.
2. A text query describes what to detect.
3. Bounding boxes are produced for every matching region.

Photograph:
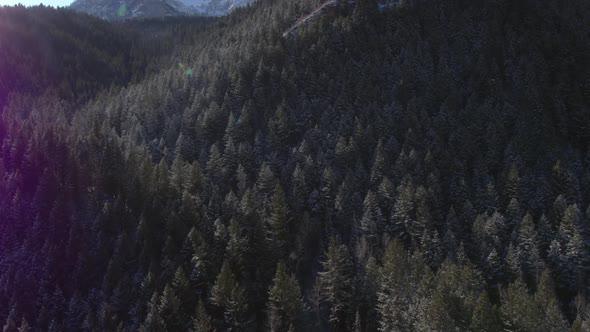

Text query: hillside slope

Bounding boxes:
[70,0,188,20]
[1,0,590,331]
[0,6,144,109]
[70,0,257,19]
[179,0,256,16]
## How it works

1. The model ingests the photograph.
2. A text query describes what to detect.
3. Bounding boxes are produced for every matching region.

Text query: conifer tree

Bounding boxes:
[378,240,411,331]
[360,190,384,247]
[16,319,30,332]
[266,184,290,264]
[192,300,212,332]
[211,260,237,309]
[224,284,249,330]
[319,239,355,330]
[470,293,501,332]
[267,262,303,331]
[534,270,568,332]
[516,213,542,286]
[390,182,414,243]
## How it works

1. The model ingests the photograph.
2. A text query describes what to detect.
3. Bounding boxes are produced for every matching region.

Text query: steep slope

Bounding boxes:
[70,0,256,19]
[0,5,143,108]
[178,0,256,16]
[70,0,188,20]
[1,0,590,331]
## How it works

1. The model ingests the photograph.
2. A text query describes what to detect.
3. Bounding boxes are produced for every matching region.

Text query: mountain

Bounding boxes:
[178,0,255,16]
[70,0,256,19]
[0,5,142,107]
[70,0,188,20]
[2,0,590,331]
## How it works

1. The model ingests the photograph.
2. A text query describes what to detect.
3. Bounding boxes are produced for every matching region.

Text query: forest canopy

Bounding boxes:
[0,0,590,331]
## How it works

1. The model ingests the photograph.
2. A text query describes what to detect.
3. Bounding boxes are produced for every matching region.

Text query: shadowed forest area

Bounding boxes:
[1,0,590,330]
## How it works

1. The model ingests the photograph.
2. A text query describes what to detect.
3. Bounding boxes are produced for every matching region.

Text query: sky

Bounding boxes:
[0,0,73,7]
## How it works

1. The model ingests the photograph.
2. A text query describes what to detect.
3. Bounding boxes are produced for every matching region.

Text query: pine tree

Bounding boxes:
[158,284,185,331]
[470,293,501,332]
[256,163,276,198]
[226,217,247,274]
[16,319,30,332]
[421,229,443,270]
[224,284,249,330]
[413,186,433,246]
[501,278,540,331]
[3,317,17,332]
[369,140,385,187]
[142,293,167,332]
[354,309,362,332]
[537,214,553,257]
[266,184,290,263]
[485,248,503,287]
[211,260,237,309]
[172,267,191,311]
[291,164,307,213]
[505,243,520,283]
[565,230,585,289]
[559,204,580,246]
[516,213,542,286]
[319,239,355,330]
[267,262,303,331]
[360,190,384,247]
[378,240,411,331]
[547,239,567,289]
[534,270,568,332]
[504,163,520,205]
[424,261,484,331]
[390,181,414,243]
[192,300,212,332]
[236,163,249,195]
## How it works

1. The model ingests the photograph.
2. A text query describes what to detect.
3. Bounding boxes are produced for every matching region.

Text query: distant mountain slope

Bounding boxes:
[70,0,188,20]
[70,0,256,19]
[0,5,143,108]
[178,0,255,16]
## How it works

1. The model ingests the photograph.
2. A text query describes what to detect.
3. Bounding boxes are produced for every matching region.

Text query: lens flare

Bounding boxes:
[117,5,127,17]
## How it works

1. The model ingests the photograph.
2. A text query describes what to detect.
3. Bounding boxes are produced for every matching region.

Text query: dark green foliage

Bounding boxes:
[191,300,212,332]
[1,0,590,330]
[267,262,303,331]
[318,239,355,330]
[0,6,144,108]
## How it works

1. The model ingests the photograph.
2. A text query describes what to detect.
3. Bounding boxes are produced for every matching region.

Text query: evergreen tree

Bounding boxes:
[360,191,384,247]
[319,239,355,330]
[16,319,30,332]
[516,213,542,286]
[267,262,303,331]
[224,284,249,331]
[470,293,501,332]
[211,260,237,309]
[534,270,568,332]
[266,184,291,264]
[192,300,212,332]
[390,181,414,243]
[378,240,412,331]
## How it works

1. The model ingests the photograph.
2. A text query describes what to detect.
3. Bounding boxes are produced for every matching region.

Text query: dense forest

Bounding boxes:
[1,0,590,330]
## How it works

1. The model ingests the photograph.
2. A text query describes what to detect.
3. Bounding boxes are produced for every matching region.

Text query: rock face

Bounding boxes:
[70,0,256,20]
[177,0,255,16]
[70,0,187,20]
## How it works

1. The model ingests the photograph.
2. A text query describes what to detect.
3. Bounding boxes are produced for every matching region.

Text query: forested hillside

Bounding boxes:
[0,5,150,109]
[1,0,590,331]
